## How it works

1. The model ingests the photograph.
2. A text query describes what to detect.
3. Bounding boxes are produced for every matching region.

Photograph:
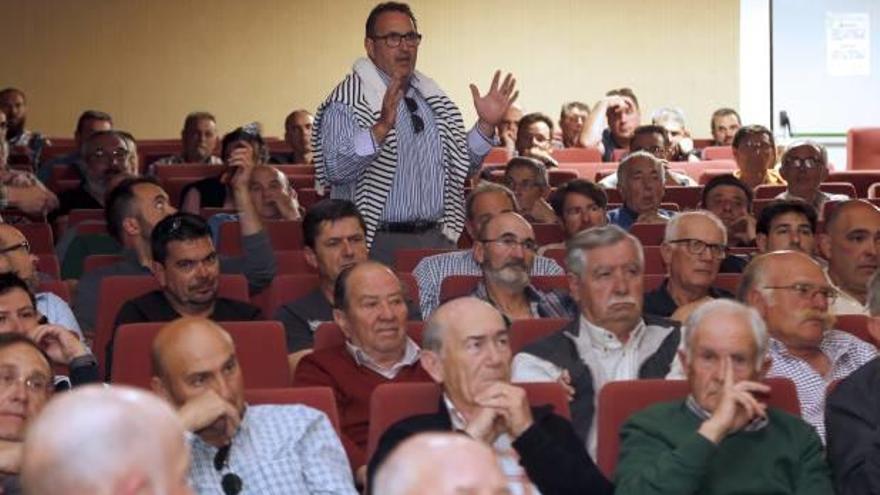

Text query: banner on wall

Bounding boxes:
[826,12,870,77]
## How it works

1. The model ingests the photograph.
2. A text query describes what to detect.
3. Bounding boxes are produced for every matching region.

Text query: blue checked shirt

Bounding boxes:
[320,73,492,223]
[413,249,564,318]
[188,405,357,495]
[471,281,577,320]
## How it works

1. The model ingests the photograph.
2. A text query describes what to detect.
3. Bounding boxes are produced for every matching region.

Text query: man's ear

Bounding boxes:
[817,233,833,261]
[567,272,581,304]
[473,240,486,264]
[364,37,375,60]
[755,233,768,252]
[746,289,769,318]
[151,261,166,286]
[150,375,171,401]
[659,242,673,267]
[304,246,319,270]
[121,217,140,238]
[419,350,444,383]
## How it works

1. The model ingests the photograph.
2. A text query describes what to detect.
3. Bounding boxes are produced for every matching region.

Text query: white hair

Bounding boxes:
[617,150,665,187]
[683,299,769,370]
[565,224,644,278]
[651,106,687,128]
[664,210,728,245]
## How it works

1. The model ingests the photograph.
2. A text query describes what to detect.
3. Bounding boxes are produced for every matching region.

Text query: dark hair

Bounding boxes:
[517,112,555,138]
[605,88,640,110]
[183,112,216,132]
[0,332,52,374]
[333,261,400,310]
[711,107,741,132]
[756,199,818,236]
[105,176,163,242]
[0,272,35,309]
[75,110,113,135]
[80,129,126,158]
[0,88,25,102]
[701,173,753,209]
[559,101,590,122]
[221,126,268,164]
[549,179,608,218]
[366,2,418,37]
[631,124,671,148]
[732,124,774,150]
[303,199,366,249]
[504,157,548,187]
[465,182,517,221]
[150,213,211,265]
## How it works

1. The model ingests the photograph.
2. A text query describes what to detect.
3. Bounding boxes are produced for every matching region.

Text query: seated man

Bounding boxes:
[732,124,784,190]
[496,103,523,153]
[645,211,733,319]
[826,271,880,495]
[596,88,641,162]
[0,88,35,152]
[539,178,607,254]
[293,261,431,477]
[598,124,697,188]
[368,297,614,495]
[0,332,59,491]
[0,273,97,388]
[147,111,222,174]
[709,107,741,146]
[74,177,276,333]
[0,224,80,332]
[472,212,575,320]
[0,111,57,217]
[373,432,508,495]
[651,107,700,162]
[514,112,558,168]
[818,200,880,315]
[413,182,563,318]
[51,129,135,221]
[756,198,818,254]
[107,213,263,375]
[776,140,849,215]
[37,110,113,182]
[512,225,680,453]
[607,151,674,229]
[701,173,756,249]
[152,317,356,494]
[503,157,556,224]
[741,250,877,441]
[556,101,591,148]
[615,299,832,494]
[21,385,191,495]
[270,109,314,164]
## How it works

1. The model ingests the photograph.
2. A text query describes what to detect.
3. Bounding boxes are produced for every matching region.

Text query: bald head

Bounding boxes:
[373,432,509,495]
[820,199,880,300]
[151,317,233,379]
[422,297,506,353]
[21,385,191,495]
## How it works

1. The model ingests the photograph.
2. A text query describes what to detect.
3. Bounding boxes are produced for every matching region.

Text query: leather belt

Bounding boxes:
[377,221,440,234]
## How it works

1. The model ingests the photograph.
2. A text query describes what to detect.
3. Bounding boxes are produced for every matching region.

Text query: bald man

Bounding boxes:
[372,432,509,495]
[151,317,357,494]
[368,297,612,495]
[21,385,191,495]
[819,200,880,315]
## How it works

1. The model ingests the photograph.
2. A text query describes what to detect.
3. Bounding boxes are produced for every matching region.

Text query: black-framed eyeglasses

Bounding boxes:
[403,97,424,134]
[667,238,726,258]
[0,240,30,255]
[782,157,824,172]
[371,31,422,48]
[480,235,538,253]
[213,444,243,495]
[763,283,838,303]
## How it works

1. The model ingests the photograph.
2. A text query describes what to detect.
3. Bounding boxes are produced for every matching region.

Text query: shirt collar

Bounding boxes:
[578,314,646,352]
[769,334,852,364]
[345,337,421,375]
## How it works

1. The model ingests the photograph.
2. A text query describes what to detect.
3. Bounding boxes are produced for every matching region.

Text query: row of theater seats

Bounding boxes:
[103,316,808,478]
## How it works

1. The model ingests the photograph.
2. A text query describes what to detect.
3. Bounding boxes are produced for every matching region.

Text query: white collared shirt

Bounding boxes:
[344,337,420,380]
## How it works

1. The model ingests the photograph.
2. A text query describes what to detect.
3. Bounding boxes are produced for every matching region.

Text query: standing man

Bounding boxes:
[314,2,518,264]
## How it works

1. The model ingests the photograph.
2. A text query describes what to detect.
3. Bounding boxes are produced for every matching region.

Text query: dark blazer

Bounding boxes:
[367,400,613,495]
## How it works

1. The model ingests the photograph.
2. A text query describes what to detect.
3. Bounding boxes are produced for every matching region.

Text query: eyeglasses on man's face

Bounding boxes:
[371,31,422,48]
[667,238,726,258]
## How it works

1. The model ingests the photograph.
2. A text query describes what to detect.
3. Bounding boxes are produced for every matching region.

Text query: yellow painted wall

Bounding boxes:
[3,0,739,139]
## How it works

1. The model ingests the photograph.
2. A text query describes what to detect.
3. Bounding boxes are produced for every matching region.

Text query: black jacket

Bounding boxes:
[367,400,613,495]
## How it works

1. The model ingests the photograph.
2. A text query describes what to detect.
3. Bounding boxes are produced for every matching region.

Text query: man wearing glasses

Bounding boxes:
[775,141,849,215]
[502,157,556,224]
[511,225,680,456]
[314,2,519,265]
[731,125,784,190]
[471,212,574,320]
[645,211,734,320]
[739,250,877,442]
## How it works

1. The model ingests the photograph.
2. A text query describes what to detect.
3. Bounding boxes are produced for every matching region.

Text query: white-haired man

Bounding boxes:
[607,151,674,230]
[776,141,848,214]
[615,299,833,494]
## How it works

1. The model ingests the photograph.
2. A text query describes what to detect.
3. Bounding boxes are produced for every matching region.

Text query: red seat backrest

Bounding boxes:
[828,171,880,198]
[313,321,424,351]
[548,169,579,187]
[82,254,124,273]
[552,147,602,163]
[701,146,734,160]
[155,164,223,181]
[835,314,874,345]
[510,318,569,353]
[596,377,800,478]
[393,248,456,272]
[217,220,303,255]
[67,209,105,227]
[35,254,60,280]
[93,274,250,379]
[630,223,667,246]
[484,147,510,165]
[664,186,703,210]
[111,320,290,389]
[37,280,70,303]
[252,274,320,320]
[847,127,880,170]
[275,250,317,274]
[18,223,54,254]
[244,387,341,435]
[367,382,570,459]
[532,223,565,245]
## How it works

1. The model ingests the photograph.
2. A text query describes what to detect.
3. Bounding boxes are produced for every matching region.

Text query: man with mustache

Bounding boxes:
[512,225,680,455]
[105,213,261,377]
[607,151,674,230]
[819,199,880,315]
[472,211,575,320]
[739,250,876,441]
[615,299,833,495]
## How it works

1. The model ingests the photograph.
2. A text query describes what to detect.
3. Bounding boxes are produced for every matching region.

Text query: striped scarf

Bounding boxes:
[314,57,471,245]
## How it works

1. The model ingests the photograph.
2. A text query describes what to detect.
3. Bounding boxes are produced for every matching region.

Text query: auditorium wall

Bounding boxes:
[4,0,739,139]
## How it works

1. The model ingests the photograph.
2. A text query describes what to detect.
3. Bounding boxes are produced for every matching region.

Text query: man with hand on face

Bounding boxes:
[496,103,523,154]
[514,112,559,169]
[599,88,641,162]
[503,157,556,224]
[557,101,591,149]
[615,299,833,495]
[368,297,613,495]
[607,151,673,229]
[315,2,519,264]
[152,317,356,494]
[598,125,697,188]
[702,174,757,249]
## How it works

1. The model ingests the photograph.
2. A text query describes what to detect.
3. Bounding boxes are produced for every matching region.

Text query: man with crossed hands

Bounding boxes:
[614,299,832,495]
[368,297,612,495]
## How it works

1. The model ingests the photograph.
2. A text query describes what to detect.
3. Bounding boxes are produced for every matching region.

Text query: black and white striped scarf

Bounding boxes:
[314,57,471,246]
